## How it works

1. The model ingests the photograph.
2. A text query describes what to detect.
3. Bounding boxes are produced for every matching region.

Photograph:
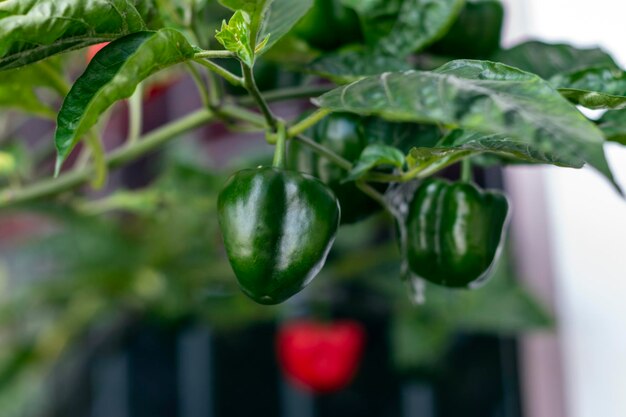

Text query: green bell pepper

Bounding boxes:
[405,178,510,288]
[218,167,340,304]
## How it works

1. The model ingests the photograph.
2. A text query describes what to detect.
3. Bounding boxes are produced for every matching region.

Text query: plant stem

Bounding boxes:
[287,108,331,138]
[84,131,107,189]
[272,123,287,168]
[127,83,144,144]
[236,85,332,105]
[461,157,473,182]
[241,64,277,131]
[185,63,210,108]
[193,50,236,59]
[206,71,221,108]
[0,110,214,208]
[220,104,266,127]
[294,135,353,171]
[194,59,243,87]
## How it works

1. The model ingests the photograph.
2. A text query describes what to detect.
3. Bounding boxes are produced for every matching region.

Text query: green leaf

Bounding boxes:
[215,10,255,67]
[436,129,585,167]
[0,0,155,70]
[493,40,619,80]
[550,66,626,110]
[430,0,504,59]
[346,144,405,181]
[0,60,65,118]
[344,0,464,56]
[406,146,472,174]
[598,110,626,145]
[309,47,411,84]
[54,29,195,174]
[314,60,620,192]
[218,0,313,56]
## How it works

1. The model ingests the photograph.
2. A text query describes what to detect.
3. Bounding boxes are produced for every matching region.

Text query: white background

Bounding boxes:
[502,1,626,417]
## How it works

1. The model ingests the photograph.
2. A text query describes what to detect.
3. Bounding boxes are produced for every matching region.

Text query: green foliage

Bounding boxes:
[315,60,619,192]
[346,144,405,181]
[310,47,412,84]
[598,110,626,145]
[0,0,625,408]
[0,0,156,70]
[343,0,464,56]
[551,66,626,110]
[216,10,257,67]
[0,60,65,118]
[493,40,618,79]
[54,29,195,173]
[219,0,313,57]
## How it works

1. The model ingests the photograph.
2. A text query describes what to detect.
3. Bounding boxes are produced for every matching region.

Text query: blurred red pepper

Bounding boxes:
[276,320,366,394]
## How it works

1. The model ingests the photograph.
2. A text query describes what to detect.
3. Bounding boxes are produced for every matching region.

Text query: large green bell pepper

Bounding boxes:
[218,167,340,304]
[405,178,510,288]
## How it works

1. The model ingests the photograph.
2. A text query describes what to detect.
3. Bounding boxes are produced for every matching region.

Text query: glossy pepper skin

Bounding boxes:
[406,178,510,288]
[217,167,340,305]
[289,113,381,224]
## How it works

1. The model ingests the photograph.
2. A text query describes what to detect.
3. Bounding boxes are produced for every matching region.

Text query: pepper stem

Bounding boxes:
[272,122,287,169]
[461,158,473,182]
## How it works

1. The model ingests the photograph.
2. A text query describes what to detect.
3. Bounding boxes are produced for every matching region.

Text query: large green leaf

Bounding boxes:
[309,47,411,84]
[598,110,626,145]
[430,0,504,59]
[550,67,626,110]
[0,0,157,70]
[54,29,195,173]
[493,40,618,80]
[434,129,585,167]
[314,60,619,191]
[343,0,464,56]
[218,0,313,55]
[0,60,65,118]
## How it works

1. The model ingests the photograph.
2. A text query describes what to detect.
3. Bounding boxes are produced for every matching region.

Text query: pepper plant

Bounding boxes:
[1,0,626,305]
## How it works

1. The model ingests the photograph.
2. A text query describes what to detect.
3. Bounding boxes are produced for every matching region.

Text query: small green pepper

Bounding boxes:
[289,113,382,224]
[218,167,340,304]
[405,178,509,288]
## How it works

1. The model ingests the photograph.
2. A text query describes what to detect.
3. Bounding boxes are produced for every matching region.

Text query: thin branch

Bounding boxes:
[287,108,331,138]
[294,134,353,171]
[0,110,214,208]
[193,50,236,59]
[241,64,277,131]
[194,59,243,87]
[185,63,210,108]
[127,83,144,144]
